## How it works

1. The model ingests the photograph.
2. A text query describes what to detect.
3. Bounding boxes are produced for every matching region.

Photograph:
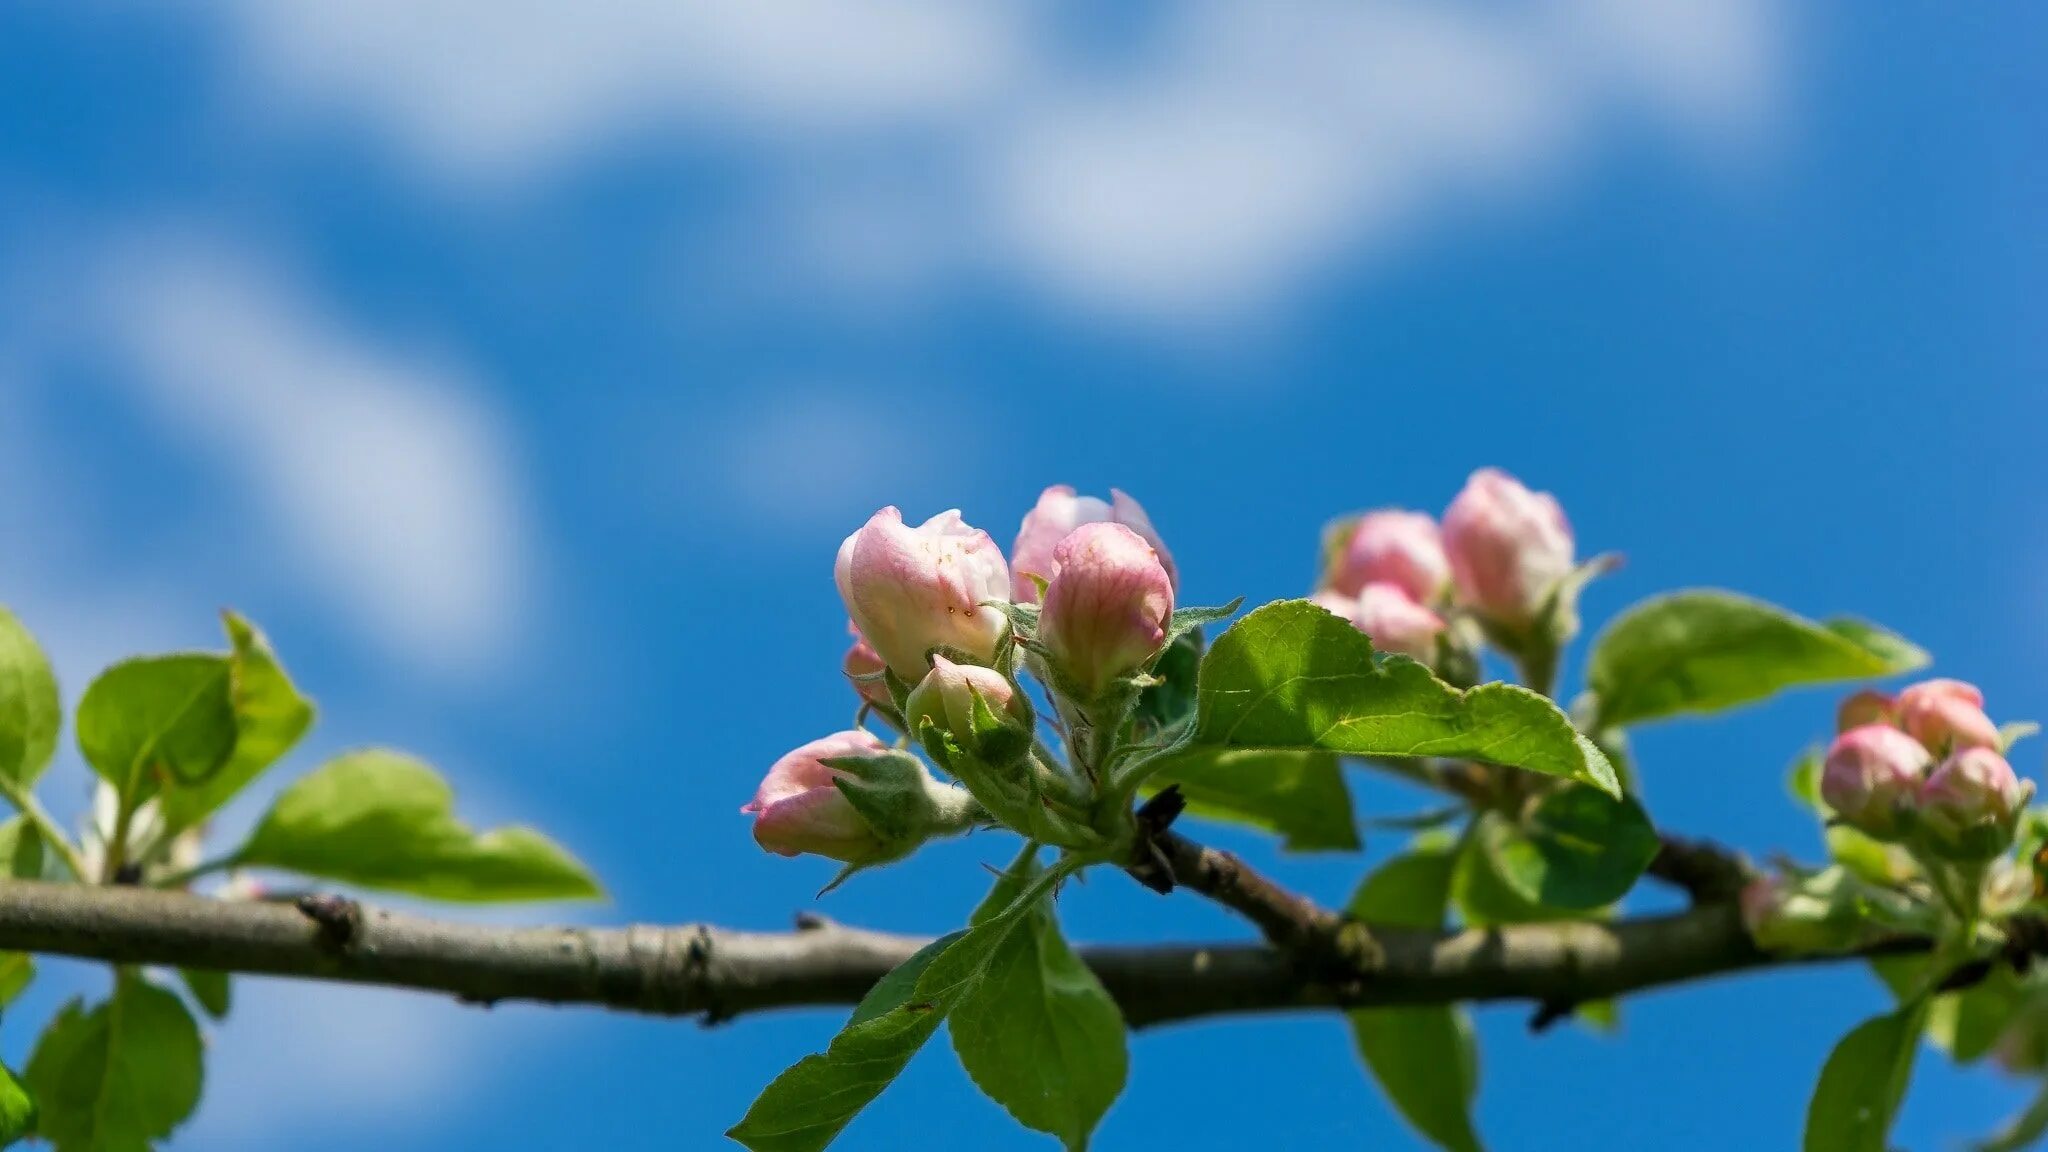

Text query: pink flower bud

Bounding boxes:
[1915,746,2030,860]
[1897,678,2001,754]
[1350,581,1447,663]
[842,623,893,710]
[744,731,897,863]
[836,507,1011,680]
[905,655,1030,763]
[1324,510,1449,603]
[1039,522,1174,699]
[1308,589,1356,618]
[1010,485,1176,604]
[1820,724,1932,841]
[1738,877,1779,938]
[1441,468,1575,628]
[1835,689,1897,733]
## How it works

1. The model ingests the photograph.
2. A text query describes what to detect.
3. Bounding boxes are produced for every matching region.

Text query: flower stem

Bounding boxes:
[0,776,91,882]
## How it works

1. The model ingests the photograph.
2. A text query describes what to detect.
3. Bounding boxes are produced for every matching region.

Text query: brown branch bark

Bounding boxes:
[0,879,1944,1030]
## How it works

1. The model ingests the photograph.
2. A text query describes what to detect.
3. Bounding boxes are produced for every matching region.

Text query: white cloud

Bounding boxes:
[695,391,974,531]
[193,0,1784,323]
[88,239,532,680]
[212,0,1025,182]
[181,980,533,1147]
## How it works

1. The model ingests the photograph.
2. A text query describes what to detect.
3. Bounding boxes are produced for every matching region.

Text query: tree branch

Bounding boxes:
[0,879,1958,1030]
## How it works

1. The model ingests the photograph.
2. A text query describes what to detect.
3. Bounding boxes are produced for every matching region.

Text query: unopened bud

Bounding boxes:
[744,731,971,864]
[1897,678,2001,754]
[1349,581,1447,664]
[1441,468,1575,629]
[1039,523,1174,700]
[836,507,1010,681]
[842,623,893,710]
[1915,746,2032,861]
[1011,485,1176,604]
[906,656,1032,768]
[1820,724,1931,841]
[1322,510,1449,604]
[1834,689,1897,733]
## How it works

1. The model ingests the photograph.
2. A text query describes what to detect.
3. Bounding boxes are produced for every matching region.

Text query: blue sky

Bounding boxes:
[0,2,2043,1148]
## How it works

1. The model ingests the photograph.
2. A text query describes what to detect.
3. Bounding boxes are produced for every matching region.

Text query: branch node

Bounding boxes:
[687,925,730,1027]
[1126,786,1191,895]
[1528,1000,1575,1033]
[794,911,835,932]
[296,893,363,950]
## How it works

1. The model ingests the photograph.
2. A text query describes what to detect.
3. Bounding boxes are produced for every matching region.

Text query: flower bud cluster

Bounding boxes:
[749,486,1180,867]
[1821,679,2030,860]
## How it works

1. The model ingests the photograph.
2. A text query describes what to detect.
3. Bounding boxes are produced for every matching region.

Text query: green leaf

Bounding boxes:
[1348,846,1484,1152]
[0,1061,32,1147]
[178,970,231,1021]
[1483,786,1660,910]
[1191,601,1618,797]
[0,817,44,881]
[159,613,314,835]
[1587,591,1927,731]
[26,976,204,1152]
[0,952,33,1009]
[1803,1007,1925,1152]
[1975,1083,2048,1152]
[1452,816,1570,926]
[0,817,43,1005]
[75,655,236,803]
[1926,966,2023,1065]
[951,849,1127,1151]
[0,606,60,789]
[847,933,966,1029]
[236,750,601,902]
[1133,628,1203,738]
[1144,748,1357,851]
[728,867,1062,1152]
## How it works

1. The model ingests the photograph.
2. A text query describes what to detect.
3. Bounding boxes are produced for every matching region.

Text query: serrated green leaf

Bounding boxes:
[159,613,313,835]
[76,655,237,804]
[177,969,231,1021]
[1144,748,1356,851]
[1975,1082,2048,1152]
[1348,846,1484,1152]
[951,849,1126,1151]
[236,750,600,902]
[1484,786,1660,910]
[727,866,1062,1152]
[0,607,60,790]
[1803,1006,1925,1152]
[1191,601,1617,796]
[0,1060,32,1146]
[25,976,204,1152]
[848,933,966,1029]
[1587,590,1926,731]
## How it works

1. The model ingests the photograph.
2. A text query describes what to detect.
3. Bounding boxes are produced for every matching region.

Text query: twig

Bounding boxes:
[0,880,1994,1029]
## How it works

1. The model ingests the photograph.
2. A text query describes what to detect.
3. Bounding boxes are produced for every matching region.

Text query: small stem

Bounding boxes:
[0,777,90,882]
[104,794,138,885]
[1517,640,1561,701]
